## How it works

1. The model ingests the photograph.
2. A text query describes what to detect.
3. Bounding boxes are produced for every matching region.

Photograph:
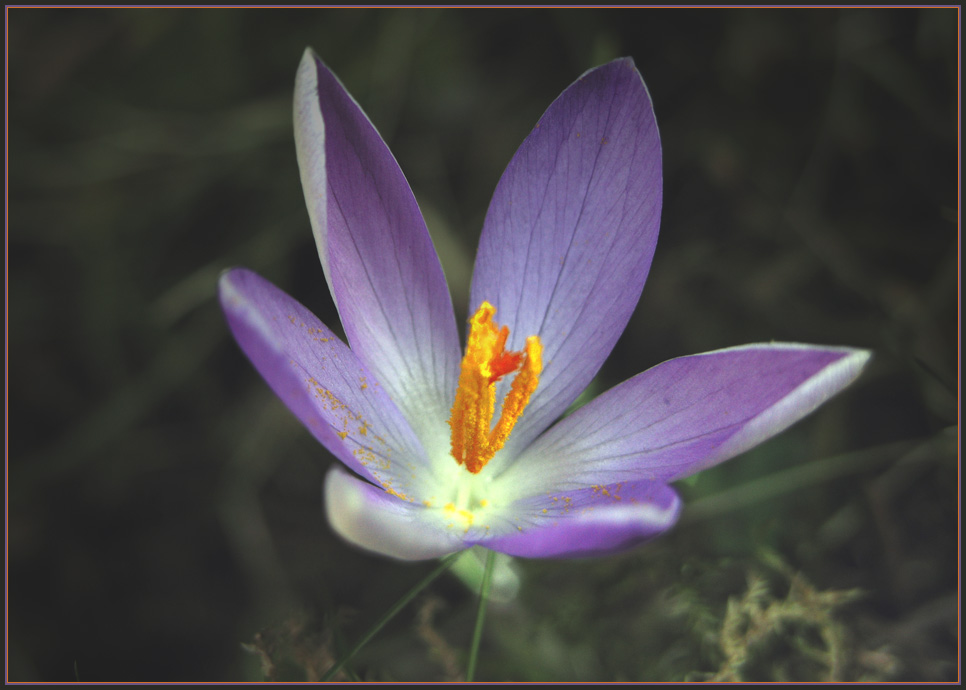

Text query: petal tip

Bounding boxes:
[846,346,873,372]
[217,266,250,309]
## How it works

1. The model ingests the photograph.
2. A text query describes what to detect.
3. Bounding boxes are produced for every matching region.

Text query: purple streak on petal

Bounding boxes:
[478,480,681,558]
[470,58,663,459]
[219,268,431,495]
[294,49,460,441]
[325,466,466,560]
[515,344,871,487]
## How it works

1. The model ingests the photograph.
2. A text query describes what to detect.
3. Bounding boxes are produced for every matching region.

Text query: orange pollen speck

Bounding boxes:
[448,302,542,474]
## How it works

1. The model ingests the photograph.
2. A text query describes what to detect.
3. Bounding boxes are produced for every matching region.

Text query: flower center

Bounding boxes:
[448,302,542,474]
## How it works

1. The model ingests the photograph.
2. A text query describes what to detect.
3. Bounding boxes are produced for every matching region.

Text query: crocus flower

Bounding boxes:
[219,49,870,561]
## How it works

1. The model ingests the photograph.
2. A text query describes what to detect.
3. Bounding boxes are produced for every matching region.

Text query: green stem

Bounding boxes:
[465,548,495,682]
[321,552,461,682]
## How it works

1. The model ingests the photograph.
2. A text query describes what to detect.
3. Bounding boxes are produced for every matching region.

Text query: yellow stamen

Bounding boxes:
[448,302,542,474]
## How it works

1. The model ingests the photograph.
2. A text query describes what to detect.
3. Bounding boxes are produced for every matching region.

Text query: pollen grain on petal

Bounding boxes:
[383,483,411,502]
[444,502,475,532]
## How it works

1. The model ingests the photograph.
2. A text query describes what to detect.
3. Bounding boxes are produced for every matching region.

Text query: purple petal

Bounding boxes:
[219,268,431,495]
[294,49,460,445]
[325,465,466,560]
[478,480,681,558]
[514,344,871,486]
[470,58,662,458]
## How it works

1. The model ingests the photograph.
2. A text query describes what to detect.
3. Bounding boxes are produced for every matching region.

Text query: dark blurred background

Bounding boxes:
[8,8,958,681]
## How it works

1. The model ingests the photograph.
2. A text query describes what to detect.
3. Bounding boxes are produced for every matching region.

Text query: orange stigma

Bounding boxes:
[448,302,542,474]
